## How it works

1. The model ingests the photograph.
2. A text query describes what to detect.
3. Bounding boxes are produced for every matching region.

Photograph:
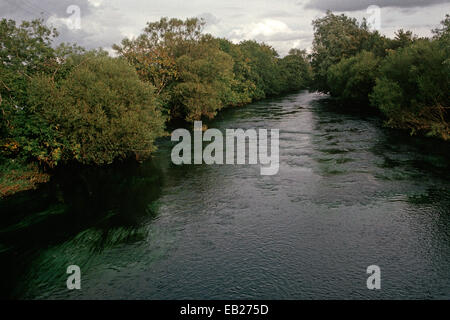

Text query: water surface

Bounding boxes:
[1,91,450,299]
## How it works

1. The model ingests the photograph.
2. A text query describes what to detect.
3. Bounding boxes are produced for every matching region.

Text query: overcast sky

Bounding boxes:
[1,0,449,55]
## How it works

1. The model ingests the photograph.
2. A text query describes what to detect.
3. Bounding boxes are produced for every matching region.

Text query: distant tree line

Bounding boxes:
[311,11,450,140]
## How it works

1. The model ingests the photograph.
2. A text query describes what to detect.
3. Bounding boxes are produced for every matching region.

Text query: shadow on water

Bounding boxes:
[308,94,450,205]
[0,159,164,299]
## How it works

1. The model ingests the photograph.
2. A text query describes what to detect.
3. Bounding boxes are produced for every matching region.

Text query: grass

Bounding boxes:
[0,159,50,198]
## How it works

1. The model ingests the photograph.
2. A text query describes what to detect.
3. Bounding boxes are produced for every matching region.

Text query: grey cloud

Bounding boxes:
[0,0,94,21]
[254,32,311,42]
[197,12,221,25]
[259,10,298,18]
[228,30,310,43]
[304,0,450,12]
[0,0,120,49]
[1,0,446,55]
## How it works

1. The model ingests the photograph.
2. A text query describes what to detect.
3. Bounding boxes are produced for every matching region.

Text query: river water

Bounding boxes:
[1,91,450,299]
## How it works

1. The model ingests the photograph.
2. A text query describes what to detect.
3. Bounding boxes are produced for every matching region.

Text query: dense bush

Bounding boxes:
[172,36,235,121]
[310,12,374,93]
[327,51,380,104]
[27,55,166,165]
[1,19,165,169]
[312,12,450,140]
[370,39,449,138]
[114,18,311,122]
[1,17,311,195]
[279,49,313,93]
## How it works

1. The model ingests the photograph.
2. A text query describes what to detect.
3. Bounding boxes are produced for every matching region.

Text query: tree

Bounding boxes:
[311,11,372,92]
[216,38,257,106]
[370,39,449,139]
[389,29,417,50]
[26,55,166,166]
[0,18,83,162]
[327,51,380,104]
[115,18,237,121]
[1,19,58,142]
[279,49,312,92]
[172,36,235,121]
[239,40,283,98]
[433,14,450,69]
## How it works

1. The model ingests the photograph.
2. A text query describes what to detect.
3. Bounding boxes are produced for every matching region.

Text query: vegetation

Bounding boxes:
[1,12,448,197]
[311,11,450,140]
[0,159,49,198]
[113,18,310,122]
[27,54,166,165]
[1,17,310,197]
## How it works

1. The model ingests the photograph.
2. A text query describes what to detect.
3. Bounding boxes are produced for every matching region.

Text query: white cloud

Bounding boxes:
[0,0,447,56]
[88,0,103,7]
[231,19,293,40]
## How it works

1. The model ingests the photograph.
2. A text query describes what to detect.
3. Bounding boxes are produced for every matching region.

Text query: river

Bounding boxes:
[1,91,450,299]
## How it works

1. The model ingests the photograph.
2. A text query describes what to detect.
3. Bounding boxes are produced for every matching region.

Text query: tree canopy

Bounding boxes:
[311,11,450,140]
[1,16,310,188]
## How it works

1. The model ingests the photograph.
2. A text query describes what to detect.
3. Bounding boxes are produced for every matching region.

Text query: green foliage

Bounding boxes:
[311,11,394,93]
[1,19,165,172]
[239,40,284,98]
[311,11,371,92]
[216,38,257,106]
[312,11,450,140]
[173,36,235,121]
[370,39,449,138]
[328,51,380,104]
[370,78,403,117]
[279,49,312,92]
[27,55,166,165]
[115,18,311,122]
[389,29,418,50]
[0,19,57,140]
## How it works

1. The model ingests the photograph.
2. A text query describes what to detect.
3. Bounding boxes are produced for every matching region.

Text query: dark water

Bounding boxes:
[1,91,450,299]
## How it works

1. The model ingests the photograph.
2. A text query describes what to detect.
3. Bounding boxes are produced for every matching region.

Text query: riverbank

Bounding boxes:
[0,159,50,199]
[2,89,449,200]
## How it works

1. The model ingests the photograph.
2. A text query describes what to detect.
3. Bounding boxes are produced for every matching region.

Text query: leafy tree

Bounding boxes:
[113,18,208,117]
[327,50,380,104]
[0,18,83,162]
[27,55,166,166]
[389,29,417,50]
[433,14,450,69]
[216,38,257,106]
[115,18,237,121]
[370,39,449,139]
[279,49,312,92]
[311,11,449,140]
[172,36,235,121]
[239,40,283,98]
[1,19,58,143]
[311,11,372,92]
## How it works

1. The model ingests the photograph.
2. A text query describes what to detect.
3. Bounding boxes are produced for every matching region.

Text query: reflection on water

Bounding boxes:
[0,161,163,299]
[1,91,450,299]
